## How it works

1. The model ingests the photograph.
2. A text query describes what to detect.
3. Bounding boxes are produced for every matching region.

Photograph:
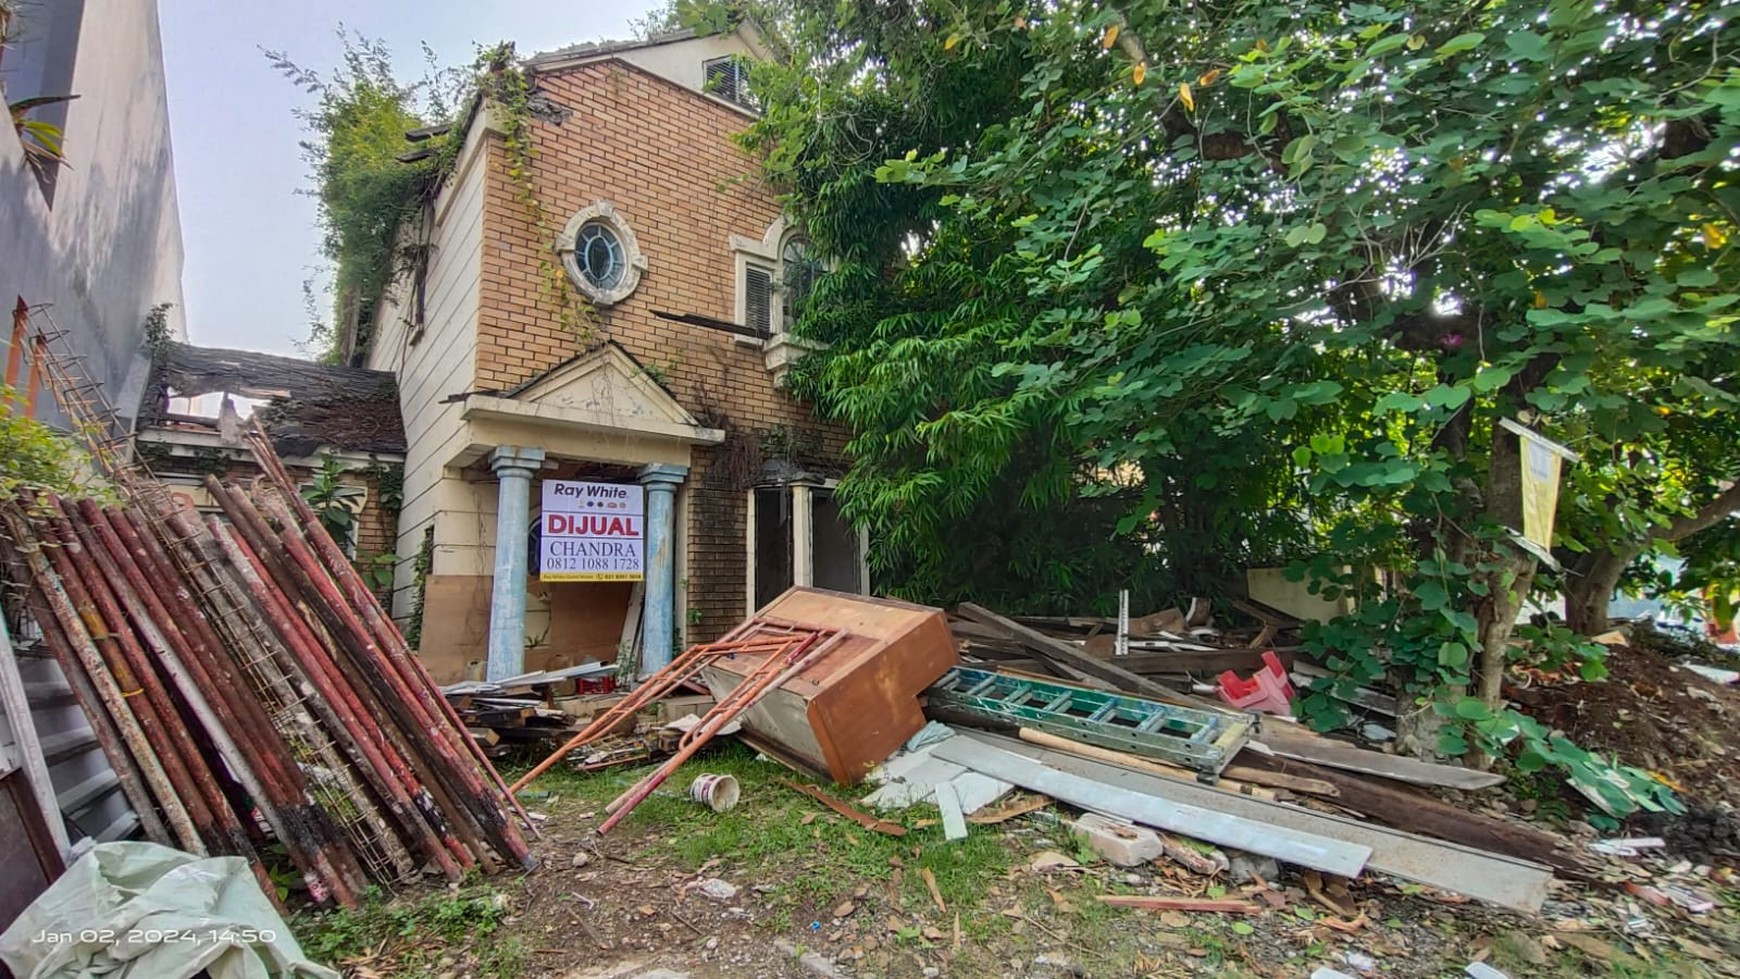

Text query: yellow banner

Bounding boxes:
[1518,428,1564,551]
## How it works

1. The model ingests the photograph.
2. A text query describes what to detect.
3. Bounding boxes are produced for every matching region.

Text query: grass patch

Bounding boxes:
[504,741,1014,916]
[292,879,527,978]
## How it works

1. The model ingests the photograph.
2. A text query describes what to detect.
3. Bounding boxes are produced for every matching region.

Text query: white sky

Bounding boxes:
[161,0,662,355]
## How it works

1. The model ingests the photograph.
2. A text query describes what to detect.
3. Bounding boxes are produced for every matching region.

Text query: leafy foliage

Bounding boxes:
[8,93,77,180]
[746,0,1740,775]
[268,33,468,362]
[0,390,103,501]
[299,454,358,544]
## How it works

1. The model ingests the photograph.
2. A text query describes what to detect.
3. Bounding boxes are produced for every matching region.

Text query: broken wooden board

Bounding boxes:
[1098,895,1258,913]
[781,779,908,836]
[1084,646,1301,676]
[956,603,1223,710]
[1237,752,1593,878]
[1017,728,1277,800]
[1252,728,1504,790]
[967,731,1554,912]
[932,735,1372,877]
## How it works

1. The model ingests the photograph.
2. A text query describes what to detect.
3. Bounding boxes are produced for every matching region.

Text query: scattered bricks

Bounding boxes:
[1070,813,1167,867]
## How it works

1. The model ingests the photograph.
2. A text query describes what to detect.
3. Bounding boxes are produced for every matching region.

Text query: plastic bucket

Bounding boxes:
[689,773,740,813]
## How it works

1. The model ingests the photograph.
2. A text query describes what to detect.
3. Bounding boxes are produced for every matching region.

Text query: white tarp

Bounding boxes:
[0,842,337,979]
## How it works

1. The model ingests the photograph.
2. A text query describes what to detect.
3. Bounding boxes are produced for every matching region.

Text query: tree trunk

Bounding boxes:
[1476,414,1531,712]
[1563,550,1634,635]
[1561,482,1740,635]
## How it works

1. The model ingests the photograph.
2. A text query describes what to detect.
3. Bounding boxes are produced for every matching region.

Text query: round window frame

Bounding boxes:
[556,202,646,305]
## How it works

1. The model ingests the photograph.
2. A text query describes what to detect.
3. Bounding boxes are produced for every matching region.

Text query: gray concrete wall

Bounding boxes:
[0,0,187,427]
[0,0,185,860]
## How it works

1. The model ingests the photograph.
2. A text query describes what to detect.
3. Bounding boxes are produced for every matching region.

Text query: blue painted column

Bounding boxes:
[487,445,546,681]
[638,463,688,676]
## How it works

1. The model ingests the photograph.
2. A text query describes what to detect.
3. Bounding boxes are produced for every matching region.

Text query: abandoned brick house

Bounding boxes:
[133,342,406,601]
[353,26,865,683]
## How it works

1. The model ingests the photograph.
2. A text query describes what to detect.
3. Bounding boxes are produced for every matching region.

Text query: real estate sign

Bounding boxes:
[540,480,644,581]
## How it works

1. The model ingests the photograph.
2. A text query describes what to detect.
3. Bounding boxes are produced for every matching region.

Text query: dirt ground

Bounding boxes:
[295,735,1740,979]
[1510,643,1740,812]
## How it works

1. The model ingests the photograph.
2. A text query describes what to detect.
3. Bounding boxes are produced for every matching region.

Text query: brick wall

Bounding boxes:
[210,458,399,605]
[476,58,849,640]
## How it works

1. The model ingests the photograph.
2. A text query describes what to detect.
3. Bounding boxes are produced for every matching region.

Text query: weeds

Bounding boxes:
[293,881,524,978]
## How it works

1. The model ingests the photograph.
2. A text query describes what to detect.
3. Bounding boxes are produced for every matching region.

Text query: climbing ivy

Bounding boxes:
[275,35,602,361]
[473,44,599,341]
[269,33,467,362]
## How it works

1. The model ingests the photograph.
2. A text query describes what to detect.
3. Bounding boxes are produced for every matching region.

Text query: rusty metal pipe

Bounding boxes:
[210,480,504,869]
[245,486,531,868]
[509,635,800,793]
[121,504,369,906]
[0,534,172,845]
[599,628,842,833]
[210,515,467,879]
[74,501,366,905]
[242,433,539,835]
[42,500,290,907]
[12,504,208,859]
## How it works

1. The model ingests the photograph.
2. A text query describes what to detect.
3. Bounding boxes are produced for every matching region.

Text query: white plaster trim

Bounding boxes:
[436,120,492,228]
[792,484,814,588]
[462,395,725,445]
[515,344,706,431]
[555,201,647,305]
[744,488,758,619]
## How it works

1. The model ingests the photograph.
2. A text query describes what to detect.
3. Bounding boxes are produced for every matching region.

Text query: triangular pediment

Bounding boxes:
[513,343,701,432]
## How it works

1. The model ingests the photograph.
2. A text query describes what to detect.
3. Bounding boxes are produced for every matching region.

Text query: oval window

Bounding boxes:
[577,222,626,291]
[558,202,645,305]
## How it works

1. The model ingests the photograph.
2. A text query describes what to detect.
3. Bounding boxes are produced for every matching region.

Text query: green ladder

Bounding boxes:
[927,666,1253,776]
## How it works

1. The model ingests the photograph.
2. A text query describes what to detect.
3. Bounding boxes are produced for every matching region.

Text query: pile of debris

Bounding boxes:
[511,589,1598,916]
[441,663,616,756]
[0,428,533,910]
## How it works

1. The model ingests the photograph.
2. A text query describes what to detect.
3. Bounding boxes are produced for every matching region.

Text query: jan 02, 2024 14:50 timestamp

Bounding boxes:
[29,927,277,945]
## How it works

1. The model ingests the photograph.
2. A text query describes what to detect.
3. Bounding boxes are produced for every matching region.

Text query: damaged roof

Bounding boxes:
[139,342,406,457]
[524,28,702,68]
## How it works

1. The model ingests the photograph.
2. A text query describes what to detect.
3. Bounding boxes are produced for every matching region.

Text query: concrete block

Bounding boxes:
[1070,812,1165,867]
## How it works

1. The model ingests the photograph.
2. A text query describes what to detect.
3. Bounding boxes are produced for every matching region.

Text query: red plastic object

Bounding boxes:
[1216,651,1295,714]
[577,675,617,695]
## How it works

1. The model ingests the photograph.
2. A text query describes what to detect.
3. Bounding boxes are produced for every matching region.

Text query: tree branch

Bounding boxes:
[1663,481,1740,542]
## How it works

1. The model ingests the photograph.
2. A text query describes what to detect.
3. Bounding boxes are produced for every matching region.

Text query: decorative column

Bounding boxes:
[487,445,545,681]
[638,463,688,676]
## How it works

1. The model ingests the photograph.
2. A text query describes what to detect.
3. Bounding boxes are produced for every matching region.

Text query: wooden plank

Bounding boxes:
[1018,729,1278,800]
[1235,752,1592,878]
[781,779,908,836]
[971,731,1556,911]
[1089,647,1299,676]
[1251,729,1503,790]
[1098,895,1258,913]
[956,604,1222,710]
[932,736,1371,877]
[1231,597,1302,628]
[1289,662,1398,716]
[1221,765,1338,798]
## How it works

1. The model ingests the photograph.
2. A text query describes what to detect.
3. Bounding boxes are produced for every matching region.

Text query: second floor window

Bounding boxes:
[703,56,754,110]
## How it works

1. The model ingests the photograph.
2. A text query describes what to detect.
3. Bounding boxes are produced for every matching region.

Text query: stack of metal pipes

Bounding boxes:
[0,433,535,910]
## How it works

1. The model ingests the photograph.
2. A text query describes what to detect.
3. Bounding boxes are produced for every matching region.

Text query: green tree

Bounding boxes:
[748,0,1740,760]
[268,33,466,362]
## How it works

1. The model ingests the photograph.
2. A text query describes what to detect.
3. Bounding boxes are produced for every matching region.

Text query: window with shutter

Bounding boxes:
[744,265,773,336]
[703,56,753,109]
